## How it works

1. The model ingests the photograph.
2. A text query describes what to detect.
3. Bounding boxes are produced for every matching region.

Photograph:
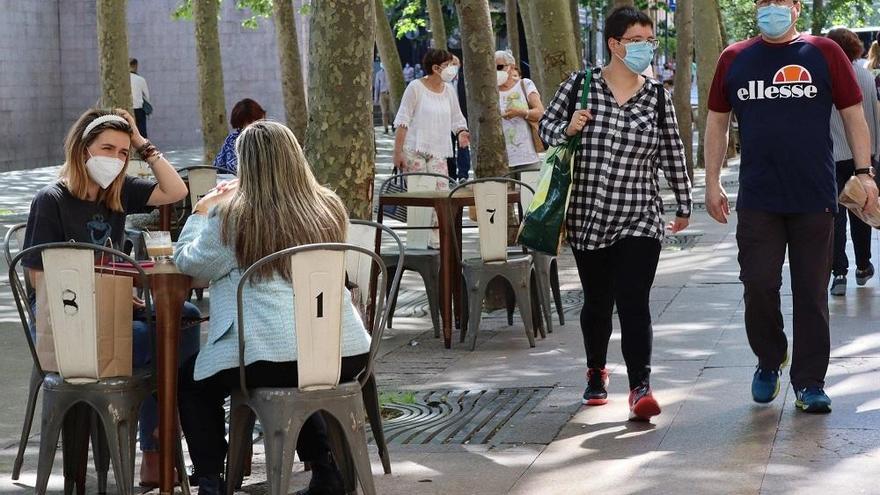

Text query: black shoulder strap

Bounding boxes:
[656,82,666,128]
[566,71,587,119]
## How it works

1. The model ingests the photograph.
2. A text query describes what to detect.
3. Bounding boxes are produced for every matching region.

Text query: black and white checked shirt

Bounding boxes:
[539,68,693,252]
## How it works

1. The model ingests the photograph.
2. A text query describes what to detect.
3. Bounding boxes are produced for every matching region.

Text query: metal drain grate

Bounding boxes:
[378,387,552,445]
[662,232,703,250]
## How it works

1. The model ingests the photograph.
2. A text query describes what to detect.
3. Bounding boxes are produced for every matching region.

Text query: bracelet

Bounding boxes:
[456,129,469,137]
[136,140,152,154]
[675,211,691,219]
[145,152,164,166]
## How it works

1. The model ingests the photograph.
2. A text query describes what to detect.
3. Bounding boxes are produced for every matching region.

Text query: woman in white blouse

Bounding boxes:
[393,49,470,186]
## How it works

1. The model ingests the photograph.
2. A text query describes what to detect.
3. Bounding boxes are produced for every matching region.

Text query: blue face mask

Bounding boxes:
[757,4,793,39]
[618,41,655,74]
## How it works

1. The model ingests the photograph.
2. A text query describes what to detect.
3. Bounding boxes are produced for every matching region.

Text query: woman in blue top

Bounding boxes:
[212,98,266,174]
[176,120,371,495]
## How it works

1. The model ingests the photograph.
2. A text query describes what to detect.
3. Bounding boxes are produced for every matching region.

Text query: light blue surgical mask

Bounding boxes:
[757,4,794,39]
[618,41,655,74]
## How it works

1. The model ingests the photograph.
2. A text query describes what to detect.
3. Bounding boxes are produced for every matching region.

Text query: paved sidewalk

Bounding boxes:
[1,132,879,494]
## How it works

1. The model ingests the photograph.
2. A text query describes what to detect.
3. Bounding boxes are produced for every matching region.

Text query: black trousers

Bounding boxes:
[573,236,661,389]
[833,159,872,276]
[736,209,833,389]
[134,108,148,138]
[178,353,369,477]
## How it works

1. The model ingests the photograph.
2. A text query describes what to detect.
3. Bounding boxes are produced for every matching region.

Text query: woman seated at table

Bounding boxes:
[174,120,370,495]
[21,108,202,487]
[213,98,266,175]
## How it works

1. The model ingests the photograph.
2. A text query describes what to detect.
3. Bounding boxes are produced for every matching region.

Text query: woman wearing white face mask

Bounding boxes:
[21,108,199,487]
[539,7,692,422]
[495,50,545,175]
[393,48,470,245]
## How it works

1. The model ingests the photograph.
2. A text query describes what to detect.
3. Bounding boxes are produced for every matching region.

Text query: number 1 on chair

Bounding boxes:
[316,292,324,318]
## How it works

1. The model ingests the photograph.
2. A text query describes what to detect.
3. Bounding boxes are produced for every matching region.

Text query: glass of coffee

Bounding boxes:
[143,231,173,262]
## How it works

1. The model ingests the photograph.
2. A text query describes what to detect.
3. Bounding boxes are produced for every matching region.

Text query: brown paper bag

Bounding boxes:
[839,176,880,228]
[34,271,133,379]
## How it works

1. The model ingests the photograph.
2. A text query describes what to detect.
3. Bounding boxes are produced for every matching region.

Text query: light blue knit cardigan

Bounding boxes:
[173,211,371,381]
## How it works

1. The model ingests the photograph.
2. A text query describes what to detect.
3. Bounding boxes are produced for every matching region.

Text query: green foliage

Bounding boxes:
[720,0,879,42]
[172,0,312,29]
[379,391,418,405]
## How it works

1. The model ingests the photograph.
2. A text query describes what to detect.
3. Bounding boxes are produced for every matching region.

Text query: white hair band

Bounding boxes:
[82,115,129,139]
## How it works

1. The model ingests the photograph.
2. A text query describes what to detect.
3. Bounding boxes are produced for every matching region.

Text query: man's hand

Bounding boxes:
[667,216,690,234]
[706,182,730,224]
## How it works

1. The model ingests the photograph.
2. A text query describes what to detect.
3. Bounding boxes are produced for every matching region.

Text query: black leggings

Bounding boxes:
[178,353,370,477]
[573,237,661,389]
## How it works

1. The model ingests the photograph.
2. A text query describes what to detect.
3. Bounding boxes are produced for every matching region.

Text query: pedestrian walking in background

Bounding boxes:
[213,98,266,175]
[392,48,469,246]
[403,62,415,84]
[374,63,393,134]
[539,6,692,422]
[496,50,545,175]
[826,28,880,297]
[704,0,879,414]
[130,58,151,138]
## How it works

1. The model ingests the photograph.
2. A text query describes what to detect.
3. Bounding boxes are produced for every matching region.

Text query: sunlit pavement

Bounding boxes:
[1,130,878,494]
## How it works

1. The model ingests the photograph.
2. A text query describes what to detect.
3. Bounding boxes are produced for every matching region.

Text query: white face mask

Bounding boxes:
[440,65,459,82]
[496,70,510,86]
[85,152,125,189]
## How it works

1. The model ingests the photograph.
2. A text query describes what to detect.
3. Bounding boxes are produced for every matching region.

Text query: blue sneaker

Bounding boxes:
[751,367,782,403]
[794,386,832,413]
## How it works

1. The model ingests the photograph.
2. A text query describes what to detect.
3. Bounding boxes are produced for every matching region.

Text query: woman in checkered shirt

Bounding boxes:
[539,6,692,422]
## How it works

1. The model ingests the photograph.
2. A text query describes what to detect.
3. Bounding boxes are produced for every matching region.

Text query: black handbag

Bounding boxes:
[142,99,153,116]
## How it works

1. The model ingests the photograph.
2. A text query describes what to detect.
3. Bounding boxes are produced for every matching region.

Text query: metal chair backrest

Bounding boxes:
[378,172,455,249]
[346,220,404,321]
[448,178,534,263]
[235,243,398,394]
[3,223,26,267]
[179,166,218,207]
[8,243,152,382]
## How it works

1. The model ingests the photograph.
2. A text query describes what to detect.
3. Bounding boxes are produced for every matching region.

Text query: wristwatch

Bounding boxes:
[854,166,876,178]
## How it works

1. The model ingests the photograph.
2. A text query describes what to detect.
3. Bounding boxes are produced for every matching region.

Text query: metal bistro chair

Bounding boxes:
[449,178,547,350]
[346,219,405,475]
[377,172,456,338]
[8,242,190,495]
[503,168,565,330]
[224,242,402,495]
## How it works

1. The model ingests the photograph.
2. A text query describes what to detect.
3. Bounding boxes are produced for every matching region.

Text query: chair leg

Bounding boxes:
[533,257,554,335]
[329,403,377,495]
[35,394,67,495]
[176,432,191,495]
[550,259,564,325]
[90,412,110,494]
[422,264,442,339]
[511,271,537,348]
[12,367,42,481]
[225,400,254,494]
[94,400,140,495]
[468,274,486,351]
[460,277,469,343]
[385,266,401,329]
[530,269,549,339]
[362,373,391,474]
[252,402,301,495]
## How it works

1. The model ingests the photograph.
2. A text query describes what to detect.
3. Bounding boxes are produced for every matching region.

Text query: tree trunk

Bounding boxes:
[570,0,583,68]
[96,0,132,110]
[672,0,694,180]
[427,0,448,49]
[518,0,544,95]
[455,0,507,178]
[589,2,599,65]
[613,0,634,7]
[193,0,228,163]
[374,0,406,113]
[811,0,825,35]
[505,0,521,64]
[527,0,579,105]
[305,0,376,220]
[694,0,723,168]
[273,0,308,142]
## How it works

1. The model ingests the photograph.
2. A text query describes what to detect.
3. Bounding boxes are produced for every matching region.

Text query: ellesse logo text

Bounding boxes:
[737,65,818,101]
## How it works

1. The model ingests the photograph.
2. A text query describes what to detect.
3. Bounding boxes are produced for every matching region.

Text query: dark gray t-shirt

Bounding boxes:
[22,176,157,268]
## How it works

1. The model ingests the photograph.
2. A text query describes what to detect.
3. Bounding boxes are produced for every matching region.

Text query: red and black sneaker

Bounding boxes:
[582,368,610,406]
[628,382,661,421]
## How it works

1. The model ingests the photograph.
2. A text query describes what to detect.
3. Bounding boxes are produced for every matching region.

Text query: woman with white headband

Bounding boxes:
[20,108,200,487]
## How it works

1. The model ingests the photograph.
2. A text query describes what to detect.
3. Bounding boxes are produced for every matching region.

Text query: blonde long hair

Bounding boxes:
[219,120,348,281]
[61,108,132,212]
[868,42,880,70]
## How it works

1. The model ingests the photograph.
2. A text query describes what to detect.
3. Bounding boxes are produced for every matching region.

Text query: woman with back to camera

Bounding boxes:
[21,108,201,487]
[175,120,371,495]
[539,6,692,422]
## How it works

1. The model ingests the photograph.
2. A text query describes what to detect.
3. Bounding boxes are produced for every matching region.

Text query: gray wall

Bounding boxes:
[0,0,309,172]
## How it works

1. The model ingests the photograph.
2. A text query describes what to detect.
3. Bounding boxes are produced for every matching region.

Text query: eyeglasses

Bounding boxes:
[496,64,508,70]
[617,37,660,49]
